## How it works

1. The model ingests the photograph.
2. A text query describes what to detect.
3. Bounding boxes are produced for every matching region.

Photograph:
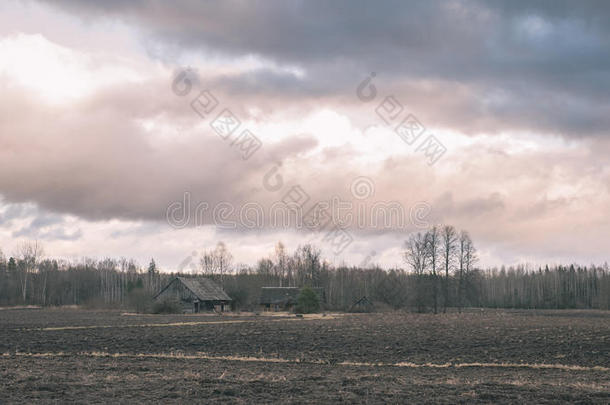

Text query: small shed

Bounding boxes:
[259,287,325,312]
[349,296,375,313]
[154,277,232,313]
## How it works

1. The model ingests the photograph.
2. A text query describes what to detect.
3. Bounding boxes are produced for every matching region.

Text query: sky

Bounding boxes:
[0,0,609,271]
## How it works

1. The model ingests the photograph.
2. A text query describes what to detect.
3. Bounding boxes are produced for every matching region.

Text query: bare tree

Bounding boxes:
[458,231,477,312]
[16,241,44,303]
[274,241,288,286]
[1,233,609,311]
[256,258,274,276]
[199,250,217,275]
[294,244,322,286]
[147,258,159,293]
[425,226,441,314]
[404,232,428,312]
[441,225,458,313]
[404,232,428,275]
[214,242,233,286]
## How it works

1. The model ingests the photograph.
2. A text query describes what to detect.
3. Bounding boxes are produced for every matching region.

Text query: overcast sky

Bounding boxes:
[1,0,609,270]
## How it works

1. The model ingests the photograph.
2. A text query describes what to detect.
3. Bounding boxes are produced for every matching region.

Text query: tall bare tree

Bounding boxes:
[199,242,232,279]
[274,241,288,286]
[214,242,233,286]
[425,226,441,314]
[200,250,217,275]
[458,231,477,312]
[404,232,428,312]
[404,232,428,274]
[256,258,274,276]
[441,225,458,313]
[147,258,159,293]
[16,240,44,303]
[294,244,322,286]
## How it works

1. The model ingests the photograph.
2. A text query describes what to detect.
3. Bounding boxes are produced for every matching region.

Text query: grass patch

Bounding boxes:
[5,351,608,372]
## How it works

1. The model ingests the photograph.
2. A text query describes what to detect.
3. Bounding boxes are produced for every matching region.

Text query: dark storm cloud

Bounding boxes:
[37,0,610,136]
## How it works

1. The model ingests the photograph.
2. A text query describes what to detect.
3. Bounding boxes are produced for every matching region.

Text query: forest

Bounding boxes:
[0,226,608,312]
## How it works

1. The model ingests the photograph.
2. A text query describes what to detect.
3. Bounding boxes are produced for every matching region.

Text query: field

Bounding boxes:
[0,308,608,403]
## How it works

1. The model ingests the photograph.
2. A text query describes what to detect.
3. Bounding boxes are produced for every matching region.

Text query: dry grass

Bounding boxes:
[451,361,609,372]
[0,305,41,310]
[407,376,609,391]
[5,351,608,373]
[29,314,340,331]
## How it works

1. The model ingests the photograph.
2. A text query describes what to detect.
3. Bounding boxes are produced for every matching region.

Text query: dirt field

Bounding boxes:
[0,308,608,403]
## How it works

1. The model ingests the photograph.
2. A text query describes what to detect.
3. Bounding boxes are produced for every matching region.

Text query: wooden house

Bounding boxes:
[154,277,232,313]
[259,287,325,312]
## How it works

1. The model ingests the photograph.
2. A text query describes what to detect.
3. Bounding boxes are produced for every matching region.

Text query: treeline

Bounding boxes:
[0,237,608,311]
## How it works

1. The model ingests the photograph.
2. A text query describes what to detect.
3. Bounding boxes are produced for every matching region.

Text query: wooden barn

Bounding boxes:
[154,277,232,313]
[259,287,325,312]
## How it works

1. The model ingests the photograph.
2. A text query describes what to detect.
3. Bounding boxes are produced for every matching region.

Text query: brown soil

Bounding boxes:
[0,308,608,403]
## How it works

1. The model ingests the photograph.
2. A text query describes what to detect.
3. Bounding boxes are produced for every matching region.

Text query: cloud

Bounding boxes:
[0,202,82,241]
[13,225,83,241]
[1,60,609,263]
[0,201,39,226]
[0,1,608,267]
[32,0,610,137]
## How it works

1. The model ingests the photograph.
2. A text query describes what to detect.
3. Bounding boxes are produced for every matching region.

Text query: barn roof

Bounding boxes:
[259,287,324,305]
[155,277,232,301]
